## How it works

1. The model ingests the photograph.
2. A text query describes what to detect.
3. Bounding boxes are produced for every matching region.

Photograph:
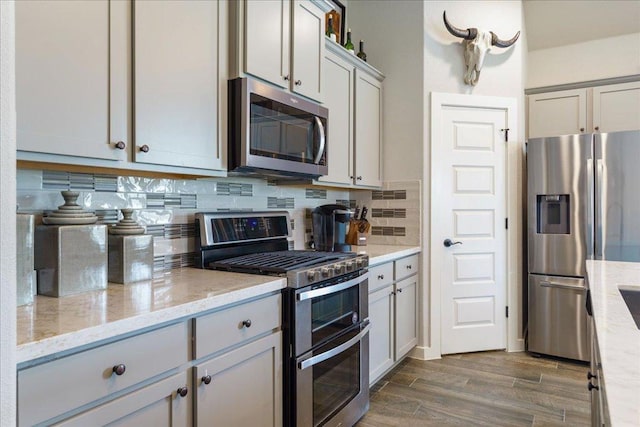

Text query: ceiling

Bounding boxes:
[524,0,640,51]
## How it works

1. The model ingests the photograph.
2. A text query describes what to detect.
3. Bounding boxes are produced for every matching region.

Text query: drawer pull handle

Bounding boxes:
[406,265,412,270]
[242,319,252,328]
[587,371,597,380]
[377,274,384,280]
[397,288,403,293]
[114,141,126,150]
[295,80,302,86]
[177,386,189,397]
[588,382,599,391]
[112,364,126,376]
[201,375,212,385]
[139,144,150,153]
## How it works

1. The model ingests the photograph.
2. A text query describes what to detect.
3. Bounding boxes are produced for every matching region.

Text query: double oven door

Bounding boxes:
[287,270,369,427]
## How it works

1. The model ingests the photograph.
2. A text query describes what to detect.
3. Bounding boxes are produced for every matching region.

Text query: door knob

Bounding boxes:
[443,238,462,247]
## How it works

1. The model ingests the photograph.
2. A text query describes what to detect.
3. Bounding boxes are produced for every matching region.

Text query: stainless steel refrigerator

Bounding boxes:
[527,130,640,361]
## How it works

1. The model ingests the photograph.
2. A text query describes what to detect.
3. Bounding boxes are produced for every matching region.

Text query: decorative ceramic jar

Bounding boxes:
[108,209,154,284]
[34,191,107,297]
[16,214,36,305]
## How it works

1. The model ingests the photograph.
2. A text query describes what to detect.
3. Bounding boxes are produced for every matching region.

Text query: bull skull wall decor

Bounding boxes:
[443,11,520,86]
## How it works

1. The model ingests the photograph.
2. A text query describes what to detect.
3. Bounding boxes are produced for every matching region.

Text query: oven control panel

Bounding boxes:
[288,254,369,288]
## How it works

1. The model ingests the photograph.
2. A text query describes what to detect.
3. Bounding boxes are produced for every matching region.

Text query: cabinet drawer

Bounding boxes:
[18,321,189,426]
[369,262,394,293]
[194,293,281,359]
[395,254,419,281]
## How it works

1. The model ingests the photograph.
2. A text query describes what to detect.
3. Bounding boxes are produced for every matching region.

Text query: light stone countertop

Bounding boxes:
[586,260,640,427]
[16,245,420,366]
[353,244,421,266]
[16,268,286,365]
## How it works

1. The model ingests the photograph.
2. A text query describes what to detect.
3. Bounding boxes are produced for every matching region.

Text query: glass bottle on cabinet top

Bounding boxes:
[326,15,336,42]
[344,28,354,54]
[357,40,367,62]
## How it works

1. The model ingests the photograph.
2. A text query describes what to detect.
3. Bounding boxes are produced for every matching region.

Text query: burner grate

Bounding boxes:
[209,250,348,274]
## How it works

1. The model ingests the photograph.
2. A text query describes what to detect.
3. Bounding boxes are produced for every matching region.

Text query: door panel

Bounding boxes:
[438,106,507,355]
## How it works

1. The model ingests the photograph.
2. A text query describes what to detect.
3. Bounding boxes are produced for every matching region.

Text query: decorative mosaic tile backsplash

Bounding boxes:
[18,169,421,270]
[352,180,421,246]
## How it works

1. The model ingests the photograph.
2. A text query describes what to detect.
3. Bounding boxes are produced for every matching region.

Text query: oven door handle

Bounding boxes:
[298,323,370,371]
[297,273,367,301]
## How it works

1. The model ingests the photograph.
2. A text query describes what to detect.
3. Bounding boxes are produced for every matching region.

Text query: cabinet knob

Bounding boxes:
[112,364,126,376]
[397,288,403,293]
[580,128,585,132]
[201,375,212,385]
[377,274,384,280]
[241,319,252,328]
[406,265,412,270]
[284,75,290,81]
[139,144,150,153]
[295,80,302,86]
[594,126,600,131]
[588,382,599,391]
[587,371,597,380]
[114,141,126,150]
[356,176,363,181]
[177,386,189,397]
[391,291,396,295]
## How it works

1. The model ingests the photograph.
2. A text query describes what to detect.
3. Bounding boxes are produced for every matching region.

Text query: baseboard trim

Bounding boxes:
[407,345,441,361]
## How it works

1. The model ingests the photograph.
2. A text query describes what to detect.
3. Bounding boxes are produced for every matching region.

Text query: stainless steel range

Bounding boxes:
[195,211,370,427]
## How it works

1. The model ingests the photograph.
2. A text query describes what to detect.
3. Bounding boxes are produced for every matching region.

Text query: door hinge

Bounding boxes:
[505,218,508,229]
[501,128,509,142]
[505,306,509,318]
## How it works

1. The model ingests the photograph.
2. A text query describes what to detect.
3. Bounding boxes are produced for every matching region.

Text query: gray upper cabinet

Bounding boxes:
[233,0,325,102]
[133,0,225,170]
[16,0,128,161]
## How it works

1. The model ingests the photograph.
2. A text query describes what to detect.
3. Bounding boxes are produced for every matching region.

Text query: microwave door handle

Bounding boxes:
[313,116,326,164]
[298,323,370,371]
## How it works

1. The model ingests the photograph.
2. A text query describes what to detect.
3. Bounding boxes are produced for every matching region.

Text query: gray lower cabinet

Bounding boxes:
[17,292,283,426]
[54,371,192,426]
[368,254,419,385]
[194,332,283,426]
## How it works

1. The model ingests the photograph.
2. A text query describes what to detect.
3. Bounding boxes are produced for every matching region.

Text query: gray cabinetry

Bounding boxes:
[317,41,384,188]
[16,0,128,161]
[193,293,283,426]
[368,254,419,385]
[18,322,189,426]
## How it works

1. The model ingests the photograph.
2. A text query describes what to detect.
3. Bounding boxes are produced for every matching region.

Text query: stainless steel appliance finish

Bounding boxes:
[527,130,640,361]
[228,77,328,178]
[195,211,371,426]
[528,274,589,361]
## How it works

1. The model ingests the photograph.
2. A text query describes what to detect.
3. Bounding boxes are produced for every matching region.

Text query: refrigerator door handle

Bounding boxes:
[540,280,587,292]
[595,158,605,259]
[586,158,594,260]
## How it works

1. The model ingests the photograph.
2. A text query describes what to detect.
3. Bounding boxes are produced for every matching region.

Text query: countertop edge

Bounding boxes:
[16,278,286,365]
[356,245,421,266]
[585,260,640,427]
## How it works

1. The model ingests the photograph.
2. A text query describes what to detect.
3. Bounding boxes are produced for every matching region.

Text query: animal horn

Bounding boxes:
[490,30,521,48]
[443,11,477,41]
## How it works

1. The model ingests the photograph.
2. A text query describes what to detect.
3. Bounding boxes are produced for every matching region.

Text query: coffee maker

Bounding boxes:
[312,204,352,252]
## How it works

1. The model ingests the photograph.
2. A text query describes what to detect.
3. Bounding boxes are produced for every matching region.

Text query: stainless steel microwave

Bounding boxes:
[228,77,328,178]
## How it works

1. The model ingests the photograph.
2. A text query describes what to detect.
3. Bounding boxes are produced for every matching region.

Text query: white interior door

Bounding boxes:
[434,101,508,355]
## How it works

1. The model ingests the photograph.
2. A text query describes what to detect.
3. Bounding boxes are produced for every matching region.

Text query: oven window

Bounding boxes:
[249,93,325,164]
[312,334,360,426]
[311,282,359,347]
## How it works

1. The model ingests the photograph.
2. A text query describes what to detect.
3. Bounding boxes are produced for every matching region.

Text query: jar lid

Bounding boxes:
[108,209,145,235]
[42,191,98,225]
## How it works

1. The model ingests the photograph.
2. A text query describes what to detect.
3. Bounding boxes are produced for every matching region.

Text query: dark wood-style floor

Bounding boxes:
[357,351,590,426]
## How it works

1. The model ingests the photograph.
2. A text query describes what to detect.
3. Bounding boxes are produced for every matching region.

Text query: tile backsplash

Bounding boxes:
[17,169,421,271]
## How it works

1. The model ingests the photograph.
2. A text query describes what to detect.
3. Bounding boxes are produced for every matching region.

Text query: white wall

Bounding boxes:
[527,32,640,88]
[0,0,17,424]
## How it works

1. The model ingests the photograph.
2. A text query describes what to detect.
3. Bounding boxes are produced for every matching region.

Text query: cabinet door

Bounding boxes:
[195,332,282,427]
[244,0,290,88]
[593,82,640,133]
[395,275,418,359]
[317,51,354,186]
[354,70,383,187]
[134,0,223,170]
[55,372,191,427]
[368,284,394,385]
[16,0,128,161]
[527,89,588,138]
[291,0,324,101]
